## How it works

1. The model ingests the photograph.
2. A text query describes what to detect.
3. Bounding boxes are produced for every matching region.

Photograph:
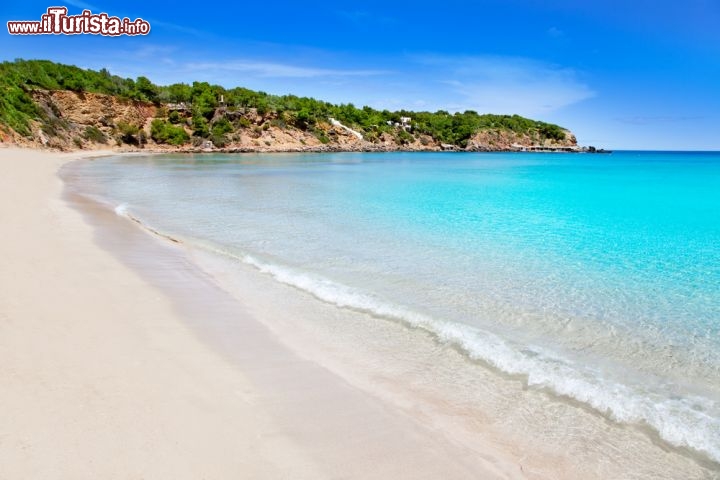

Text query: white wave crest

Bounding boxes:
[114,203,130,217]
[211,248,720,463]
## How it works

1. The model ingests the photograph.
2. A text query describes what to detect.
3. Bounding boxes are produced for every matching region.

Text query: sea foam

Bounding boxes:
[114,203,129,217]
[191,242,720,464]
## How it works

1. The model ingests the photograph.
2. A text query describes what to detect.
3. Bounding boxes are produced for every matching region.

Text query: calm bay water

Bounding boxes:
[67,151,720,465]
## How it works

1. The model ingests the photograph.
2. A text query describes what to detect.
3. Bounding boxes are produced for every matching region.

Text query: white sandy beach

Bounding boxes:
[0,147,529,479]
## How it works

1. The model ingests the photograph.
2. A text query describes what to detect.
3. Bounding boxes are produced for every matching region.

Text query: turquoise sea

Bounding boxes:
[66,151,720,468]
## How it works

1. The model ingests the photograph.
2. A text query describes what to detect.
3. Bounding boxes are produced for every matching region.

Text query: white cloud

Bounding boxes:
[133,45,177,58]
[183,60,390,78]
[57,46,593,119]
[413,55,595,115]
[614,115,704,125]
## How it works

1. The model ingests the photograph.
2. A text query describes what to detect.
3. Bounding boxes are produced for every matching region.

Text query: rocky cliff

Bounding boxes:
[3,89,578,153]
[465,129,577,151]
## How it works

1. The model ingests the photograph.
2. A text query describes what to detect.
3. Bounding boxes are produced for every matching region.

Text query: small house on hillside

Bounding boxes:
[386,117,413,130]
[167,102,191,112]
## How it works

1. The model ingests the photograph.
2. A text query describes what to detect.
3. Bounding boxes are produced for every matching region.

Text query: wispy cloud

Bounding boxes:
[101,53,592,117]
[413,55,595,115]
[547,26,564,38]
[183,60,390,78]
[50,44,593,119]
[147,19,207,38]
[133,45,177,58]
[614,115,704,125]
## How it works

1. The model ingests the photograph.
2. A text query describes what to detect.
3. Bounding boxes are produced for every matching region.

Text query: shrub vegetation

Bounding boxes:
[150,119,189,145]
[0,59,567,145]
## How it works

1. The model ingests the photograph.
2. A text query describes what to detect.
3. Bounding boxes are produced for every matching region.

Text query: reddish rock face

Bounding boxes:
[13,89,577,153]
[465,129,577,152]
[33,90,157,127]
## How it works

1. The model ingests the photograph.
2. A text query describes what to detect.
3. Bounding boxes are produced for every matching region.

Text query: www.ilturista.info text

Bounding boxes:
[7,7,150,36]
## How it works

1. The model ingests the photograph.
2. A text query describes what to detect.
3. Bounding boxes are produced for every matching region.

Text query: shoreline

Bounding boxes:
[68,151,719,477]
[3,140,595,155]
[0,147,524,478]
[2,147,714,479]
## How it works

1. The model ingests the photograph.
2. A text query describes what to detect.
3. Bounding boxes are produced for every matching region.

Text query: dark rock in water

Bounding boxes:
[587,146,612,154]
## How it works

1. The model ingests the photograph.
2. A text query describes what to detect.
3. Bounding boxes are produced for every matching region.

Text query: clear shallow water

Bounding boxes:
[68,151,720,464]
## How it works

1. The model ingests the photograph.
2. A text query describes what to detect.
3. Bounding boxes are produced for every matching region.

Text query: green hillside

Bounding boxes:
[0,59,568,147]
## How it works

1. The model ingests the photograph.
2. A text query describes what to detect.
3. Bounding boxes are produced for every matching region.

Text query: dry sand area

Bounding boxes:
[0,147,524,479]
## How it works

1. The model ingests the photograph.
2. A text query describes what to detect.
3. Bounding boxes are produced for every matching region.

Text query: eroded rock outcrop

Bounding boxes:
[5,89,578,153]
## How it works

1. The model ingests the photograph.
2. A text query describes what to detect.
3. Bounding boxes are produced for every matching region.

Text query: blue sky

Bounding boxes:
[2,0,719,149]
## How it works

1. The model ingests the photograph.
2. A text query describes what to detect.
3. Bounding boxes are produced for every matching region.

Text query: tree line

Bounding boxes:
[0,59,567,146]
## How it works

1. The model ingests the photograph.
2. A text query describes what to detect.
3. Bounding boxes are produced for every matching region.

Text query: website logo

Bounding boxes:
[7,7,151,36]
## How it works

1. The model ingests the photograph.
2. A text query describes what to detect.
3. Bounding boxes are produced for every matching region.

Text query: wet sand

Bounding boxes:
[0,147,522,479]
